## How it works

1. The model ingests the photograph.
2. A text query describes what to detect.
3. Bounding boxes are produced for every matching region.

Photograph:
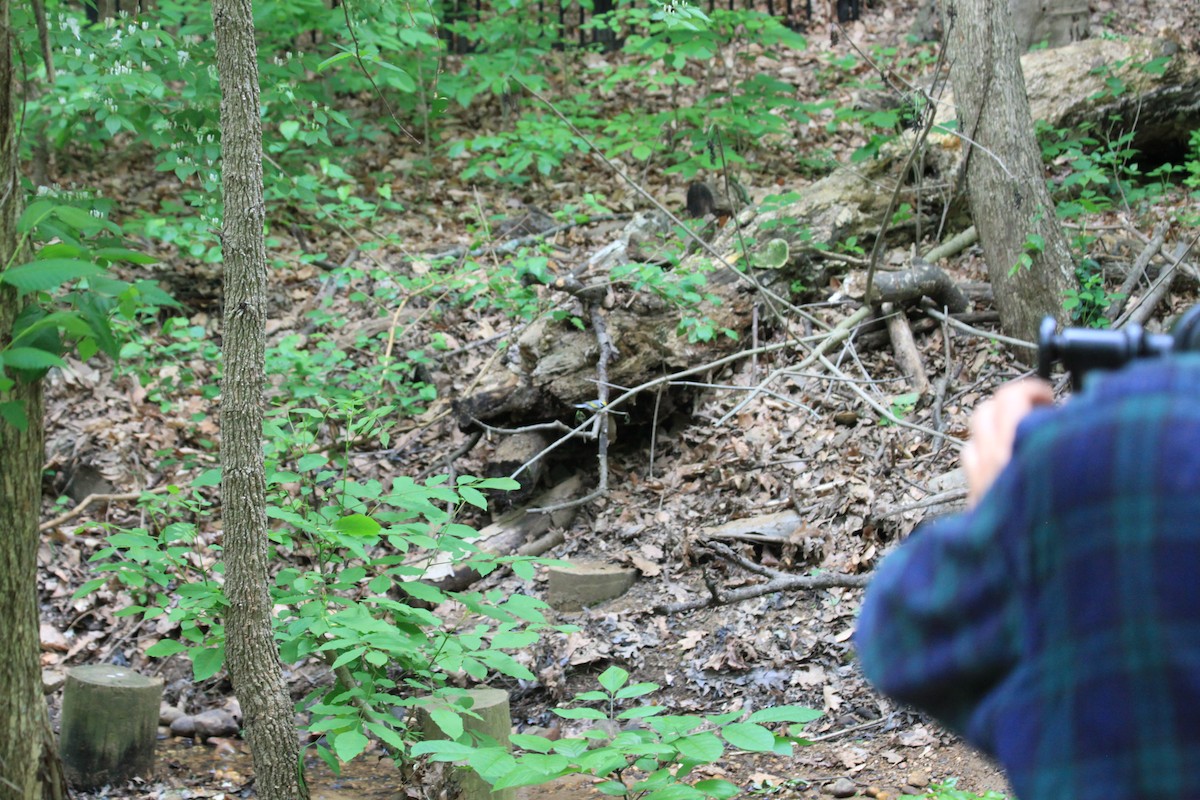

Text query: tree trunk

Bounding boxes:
[0,2,68,797]
[212,0,307,797]
[940,0,1076,344]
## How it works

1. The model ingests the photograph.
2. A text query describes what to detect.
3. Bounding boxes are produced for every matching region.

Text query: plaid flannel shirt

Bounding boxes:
[856,355,1200,800]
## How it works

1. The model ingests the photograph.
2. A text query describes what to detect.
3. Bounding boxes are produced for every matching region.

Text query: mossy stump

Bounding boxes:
[59,665,163,790]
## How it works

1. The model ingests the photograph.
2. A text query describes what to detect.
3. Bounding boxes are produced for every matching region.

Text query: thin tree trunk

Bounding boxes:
[940,0,1076,344]
[0,2,67,797]
[212,0,307,797]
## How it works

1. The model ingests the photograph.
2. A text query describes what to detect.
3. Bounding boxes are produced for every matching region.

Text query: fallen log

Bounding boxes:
[414,475,583,592]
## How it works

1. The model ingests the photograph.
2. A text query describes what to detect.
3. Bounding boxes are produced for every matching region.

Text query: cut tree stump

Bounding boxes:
[59,665,163,790]
[411,688,515,800]
[546,560,637,611]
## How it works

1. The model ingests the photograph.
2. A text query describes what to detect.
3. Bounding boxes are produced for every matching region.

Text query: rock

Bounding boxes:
[222,696,242,724]
[906,769,930,788]
[42,670,66,693]
[160,704,185,725]
[825,777,858,797]
[169,715,196,737]
[169,708,238,740]
[192,708,240,739]
[40,623,70,653]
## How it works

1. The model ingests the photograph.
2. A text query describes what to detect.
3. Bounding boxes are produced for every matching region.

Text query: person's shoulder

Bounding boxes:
[1087,353,1200,399]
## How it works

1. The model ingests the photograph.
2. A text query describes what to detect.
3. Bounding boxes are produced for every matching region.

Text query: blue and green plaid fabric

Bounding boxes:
[856,355,1200,800]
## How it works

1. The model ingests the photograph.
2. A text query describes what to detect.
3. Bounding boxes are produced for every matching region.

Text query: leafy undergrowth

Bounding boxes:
[28,0,1200,798]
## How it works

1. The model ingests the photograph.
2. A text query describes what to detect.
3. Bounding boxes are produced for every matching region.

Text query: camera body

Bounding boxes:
[1037,306,1200,389]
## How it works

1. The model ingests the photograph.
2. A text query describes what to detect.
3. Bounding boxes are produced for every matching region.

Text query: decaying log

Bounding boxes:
[457,37,1200,432]
[486,431,550,503]
[702,510,807,543]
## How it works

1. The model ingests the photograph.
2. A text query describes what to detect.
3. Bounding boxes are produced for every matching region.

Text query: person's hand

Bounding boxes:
[961,379,1054,507]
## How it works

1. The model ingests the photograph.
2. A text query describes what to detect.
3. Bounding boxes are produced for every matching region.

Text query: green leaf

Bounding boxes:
[52,205,116,234]
[459,485,487,509]
[674,732,724,762]
[364,720,407,752]
[471,476,520,491]
[466,745,516,782]
[598,666,629,693]
[0,400,28,430]
[430,707,464,740]
[693,779,741,799]
[297,453,328,471]
[492,763,567,790]
[3,347,65,371]
[551,738,589,758]
[410,740,476,759]
[615,681,659,700]
[75,294,120,359]
[577,748,630,777]
[510,733,554,753]
[644,786,705,800]
[398,581,447,604]
[1139,56,1171,74]
[335,513,382,537]
[17,200,56,233]
[368,56,416,92]
[190,644,225,681]
[92,247,159,265]
[719,722,776,752]
[1,259,105,293]
[597,780,631,796]
[193,469,222,487]
[617,705,666,719]
[145,639,187,658]
[280,120,302,142]
[333,728,369,762]
[316,51,355,72]
[746,706,823,724]
[553,707,608,720]
[491,630,539,649]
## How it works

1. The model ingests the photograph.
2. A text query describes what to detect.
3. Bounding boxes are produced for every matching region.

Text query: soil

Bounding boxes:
[31,0,1198,798]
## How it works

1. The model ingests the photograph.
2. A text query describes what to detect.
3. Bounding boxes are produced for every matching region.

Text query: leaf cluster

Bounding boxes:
[414,665,823,800]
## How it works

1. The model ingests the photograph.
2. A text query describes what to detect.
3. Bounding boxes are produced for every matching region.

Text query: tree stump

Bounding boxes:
[413,688,515,800]
[546,560,637,611]
[59,665,162,790]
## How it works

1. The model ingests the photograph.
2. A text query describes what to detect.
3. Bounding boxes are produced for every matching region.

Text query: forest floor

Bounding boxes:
[32,1,1198,798]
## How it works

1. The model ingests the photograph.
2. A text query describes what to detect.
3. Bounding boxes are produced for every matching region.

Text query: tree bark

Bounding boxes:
[0,2,68,797]
[939,0,1076,344]
[212,0,307,797]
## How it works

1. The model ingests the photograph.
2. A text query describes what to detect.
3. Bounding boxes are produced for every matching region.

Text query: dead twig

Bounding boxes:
[875,487,967,518]
[653,569,870,614]
[40,485,173,533]
[1106,222,1167,322]
[1116,234,1199,328]
[424,214,630,262]
[717,306,874,425]
[527,304,618,514]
